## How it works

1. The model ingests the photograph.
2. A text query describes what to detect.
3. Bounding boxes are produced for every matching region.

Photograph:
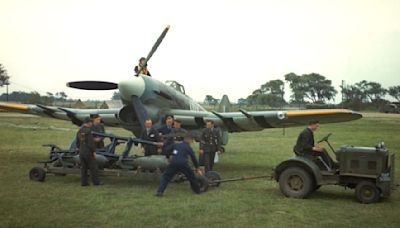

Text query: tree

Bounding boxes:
[284,73,307,104]
[0,64,10,101]
[0,64,10,87]
[238,98,248,107]
[260,79,285,107]
[56,91,68,101]
[43,92,55,105]
[388,86,400,102]
[111,92,121,100]
[285,73,336,104]
[365,81,387,103]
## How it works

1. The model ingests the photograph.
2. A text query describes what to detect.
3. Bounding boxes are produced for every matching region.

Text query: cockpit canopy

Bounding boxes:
[165,80,186,94]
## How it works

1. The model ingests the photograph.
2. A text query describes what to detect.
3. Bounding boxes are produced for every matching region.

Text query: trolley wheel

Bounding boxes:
[205,171,221,187]
[29,167,46,182]
[355,181,380,204]
[197,175,209,193]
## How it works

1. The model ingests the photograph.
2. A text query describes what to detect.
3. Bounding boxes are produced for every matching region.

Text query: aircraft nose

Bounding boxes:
[118,77,146,101]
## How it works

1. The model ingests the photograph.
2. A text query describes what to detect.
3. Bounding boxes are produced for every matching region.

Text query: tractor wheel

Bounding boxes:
[205,171,221,187]
[279,167,314,198]
[197,175,209,193]
[355,181,380,204]
[313,185,321,192]
[29,167,46,182]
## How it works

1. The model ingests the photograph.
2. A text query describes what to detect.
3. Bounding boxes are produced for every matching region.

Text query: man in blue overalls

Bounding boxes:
[155,133,202,197]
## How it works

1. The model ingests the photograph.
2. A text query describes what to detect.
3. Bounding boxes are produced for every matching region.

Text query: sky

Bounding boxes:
[0,0,399,102]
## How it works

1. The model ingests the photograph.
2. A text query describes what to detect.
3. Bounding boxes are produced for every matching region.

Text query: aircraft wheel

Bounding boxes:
[197,175,209,193]
[29,167,46,182]
[355,181,380,204]
[205,171,221,187]
[279,167,313,198]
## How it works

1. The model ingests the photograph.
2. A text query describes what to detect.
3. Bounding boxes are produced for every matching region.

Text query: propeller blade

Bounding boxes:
[131,95,149,130]
[136,25,170,76]
[67,81,118,90]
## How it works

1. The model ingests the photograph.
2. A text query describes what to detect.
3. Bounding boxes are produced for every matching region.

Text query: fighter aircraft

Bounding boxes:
[0,25,362,146]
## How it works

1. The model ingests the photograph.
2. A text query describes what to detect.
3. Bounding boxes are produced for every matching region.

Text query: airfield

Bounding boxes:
[0,112,399,227]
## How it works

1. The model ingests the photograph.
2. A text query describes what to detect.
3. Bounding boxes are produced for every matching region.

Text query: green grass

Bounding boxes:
[0,113,399,227]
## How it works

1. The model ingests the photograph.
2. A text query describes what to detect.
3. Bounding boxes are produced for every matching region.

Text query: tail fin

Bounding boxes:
[218,95,232,113]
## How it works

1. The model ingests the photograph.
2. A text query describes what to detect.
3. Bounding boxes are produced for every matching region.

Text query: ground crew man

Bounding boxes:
[294,120,336,170]
[199,120,222,173]
[134,57,151,76]
[171,119,187,134]
[76,117,101,186]
[91,114,106,149]
[155,134,202,197]
[158,115,174,154]
[140,119,161,156]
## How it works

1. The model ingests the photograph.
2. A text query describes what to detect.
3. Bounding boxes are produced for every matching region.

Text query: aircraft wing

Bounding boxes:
[168,109,362,132]
[0,103,121,127]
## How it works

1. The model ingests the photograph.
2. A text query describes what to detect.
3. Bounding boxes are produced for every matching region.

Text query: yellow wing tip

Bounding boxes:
[287,109,351,117]
[0,103,29,110]
[166,25,171,29]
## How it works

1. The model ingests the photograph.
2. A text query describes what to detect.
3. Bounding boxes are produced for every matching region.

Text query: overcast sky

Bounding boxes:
[1,0,399,102]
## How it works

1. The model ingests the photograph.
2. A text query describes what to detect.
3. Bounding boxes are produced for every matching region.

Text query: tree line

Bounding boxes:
[205,72,400,111]
[243,73,338,107]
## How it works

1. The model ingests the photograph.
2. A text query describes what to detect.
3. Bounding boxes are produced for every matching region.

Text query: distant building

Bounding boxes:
[99,101,109,109]
[73,99,86,109]
[105,100,123,109]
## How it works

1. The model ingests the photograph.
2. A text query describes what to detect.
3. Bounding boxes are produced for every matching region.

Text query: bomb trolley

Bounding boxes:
[28,132,210,191]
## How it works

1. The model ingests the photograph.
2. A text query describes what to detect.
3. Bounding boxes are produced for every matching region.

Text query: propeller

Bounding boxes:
[136,25,170,76]
[131,95,149,130]
[66,81,118,90]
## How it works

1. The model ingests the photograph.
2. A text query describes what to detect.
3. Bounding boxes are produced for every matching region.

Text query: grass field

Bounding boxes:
[0,112,399,227]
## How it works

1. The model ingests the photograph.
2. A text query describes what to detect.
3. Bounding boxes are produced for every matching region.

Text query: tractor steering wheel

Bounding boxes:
[318,133,332,144]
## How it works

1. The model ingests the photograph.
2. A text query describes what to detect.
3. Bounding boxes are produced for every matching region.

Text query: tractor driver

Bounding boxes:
[294,120,336,170]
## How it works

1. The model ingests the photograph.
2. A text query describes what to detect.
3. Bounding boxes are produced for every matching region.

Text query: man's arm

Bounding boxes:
[87,132,96,152]
[216,128,222,150]
[162,143,174,157]
[153,129,161,142]
[76,133,81,149]
[199,129,206,150]
[187,145,199,168]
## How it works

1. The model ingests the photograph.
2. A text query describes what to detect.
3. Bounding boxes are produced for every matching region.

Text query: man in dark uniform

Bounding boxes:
[91,114,106,149]
[140,119,161,156]
[158,115,174,154]
[294,120,335,170]
[76,117,101,186]
[171,119,187,134]
[199,120,222,173]
[155,134,202,197]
